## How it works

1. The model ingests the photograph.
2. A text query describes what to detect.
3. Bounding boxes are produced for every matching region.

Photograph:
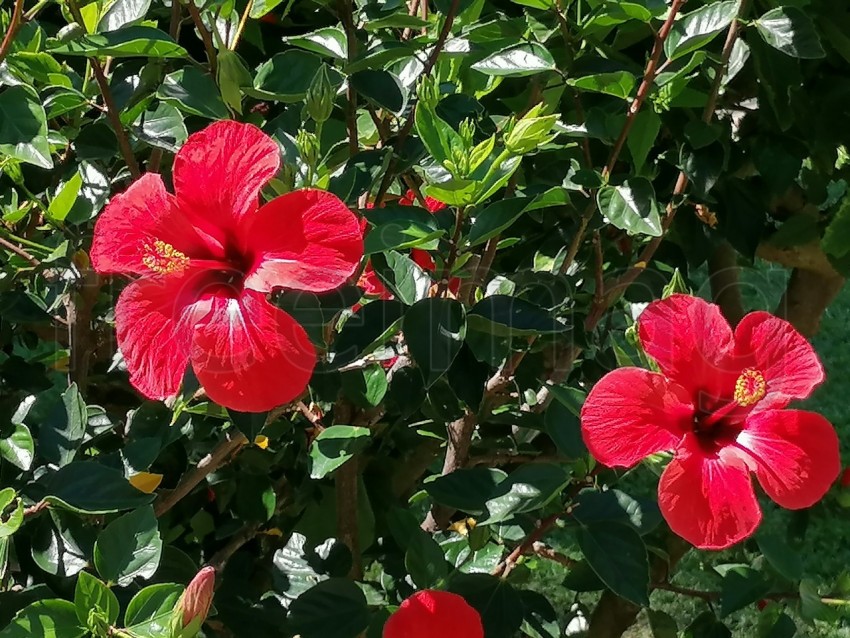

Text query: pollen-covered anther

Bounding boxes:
[142,240,189,275]
[734,368,767,407]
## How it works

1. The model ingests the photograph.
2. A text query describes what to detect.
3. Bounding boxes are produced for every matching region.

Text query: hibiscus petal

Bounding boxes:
[580,368,692,468]
[172,121,280,241]
[734,311,824,405]
[243,189,363,293]
[383,590,483,638]
[658,437,762,550]
[638,294,736,407]
[91,174,214,276]
[115,272,212,400]
[190,289,315,412]
[734,409,840,509]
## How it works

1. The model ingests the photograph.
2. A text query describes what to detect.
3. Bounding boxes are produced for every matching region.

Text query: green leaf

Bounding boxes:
[98,0,152,32]
[405,530,448,588]
[333,299,406,367]
[571,489,661,536]
[250,0,286,18]
[30,512,93,577]
[342,366,388,408]
[627,109,661,172]
[472,43,556,77]
[308,426,371,479]
[34,384,87,468]
[823,197,850,261]
[94,505,162,586]
[755,7,825,59]
[288,579,369,638]
[284,27,348,59]
[756,534,802,581]
[467,295,568,337]
[597,178,662,236]
[44,462,154,514]
[425,468,507,513]
[719,566,771,617]
[448,574,523,638]
[0,600,85,638]
[482,464,570,524]
[0,86,52,169]
[577,522,650,607]
[682,612,732,638]
[50,26,187,58]
[124,583,184,638]
[350,70,406,115]
[648,610,678,638]
[253,51,324,102]
[568,71,636,99]
[403,298,466,386]
[157,67,228,119]
[414,102,459,165]
[467,197,531,246]
[363,204,443,254]
[74,572,119,626]
[0,489,23,539]
[132,102,188,152]
[272,533,352,598]
[543,400,586,458]
[664,1,737,61]
[47,172,83,223]
[0,424,34,471]
[371,251,433,306]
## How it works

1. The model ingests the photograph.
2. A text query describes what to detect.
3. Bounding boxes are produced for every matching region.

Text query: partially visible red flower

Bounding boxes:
[581,294,840,550]
[383,590,483,638]
[91,121,363,412]
[358,190,459,300]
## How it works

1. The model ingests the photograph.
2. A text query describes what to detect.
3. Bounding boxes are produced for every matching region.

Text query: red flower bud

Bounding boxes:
[181,566,216,628]
[756,599,768,611]
[840,467,850,488]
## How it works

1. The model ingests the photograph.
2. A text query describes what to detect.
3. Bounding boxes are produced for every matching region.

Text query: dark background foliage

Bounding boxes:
[1,0,850,636]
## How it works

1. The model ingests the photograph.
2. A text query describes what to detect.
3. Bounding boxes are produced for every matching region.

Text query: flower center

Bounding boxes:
[142,240,190,275]
[733,368,766,407]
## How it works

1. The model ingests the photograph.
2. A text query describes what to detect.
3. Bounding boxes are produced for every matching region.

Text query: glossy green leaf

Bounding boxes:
[157,67,228,119]
[124,583,184,638]
[50,26,187,58]
[370,250,433,306]
[0,600,85,638]
[467,295,568,337]
[664,1,737,61]
[471,43,556,77]
[719,566,771,617]
[94,505,162,586]
[44,462,155,514]
[448,574,523,638]
[568,71,636,99]
[284,27,348,59]
[253,51,324,102]
[132,102,188,152]
[0,424,34,471]
[577,522,650,607]
[74,572,119,626]
[405,530,448,588]
[308,426,371,479]
[0,489,23,539]
[597,178,662,236]
[425,467,507,514]
[482,464,570,524]
[98,0,152,32]
[288,579,369,638]
[350,70,406,114]
[0,86,52,169]
[755,7,825,59]
[332,299,406,367]
[403,298,466,386]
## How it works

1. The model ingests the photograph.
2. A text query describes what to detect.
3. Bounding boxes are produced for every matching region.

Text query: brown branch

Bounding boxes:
[531,542,576,569]
[66,0,141,179]
[66,262,101,393]
[184,0,217,73]
[0,234,41,267]
[154,431,248,517]
[333,398,362,579]
[23,500,48,518]
[468,453,571,467]
[492,512,561,578]
[339,0,359,156]
[602,0,688,180]
[374,0,462,205]
[0,0,25,66]
[437,206,465,297]
[421,410,476,532]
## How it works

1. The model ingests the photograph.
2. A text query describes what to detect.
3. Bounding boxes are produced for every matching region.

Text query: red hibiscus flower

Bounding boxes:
[383,590,483,638]
[358,190,460,299]
[580,294,840,550]
[91,121,363,413]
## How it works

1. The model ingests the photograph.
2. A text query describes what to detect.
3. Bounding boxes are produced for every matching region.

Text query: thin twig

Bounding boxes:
[0,234,41,267]
[154,431,248,517]
[185,0,218,73]
[230,0,253,50]
[340,0,359,156]
[66,0,141,179]
[602,0,688,180]
[494,512,561,578]
[0,0,25,66]
[374,0,463,205]
[437,206,465,297]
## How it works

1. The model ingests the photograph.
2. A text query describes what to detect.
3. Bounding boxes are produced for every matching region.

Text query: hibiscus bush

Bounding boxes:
[3,0,850,636]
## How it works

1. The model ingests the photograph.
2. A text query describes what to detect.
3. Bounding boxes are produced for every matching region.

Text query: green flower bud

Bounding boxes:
[306,65,335,124]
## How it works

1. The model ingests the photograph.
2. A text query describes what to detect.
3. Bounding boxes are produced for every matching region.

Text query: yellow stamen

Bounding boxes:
[734,368,766,407]
[142,240,189,275]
